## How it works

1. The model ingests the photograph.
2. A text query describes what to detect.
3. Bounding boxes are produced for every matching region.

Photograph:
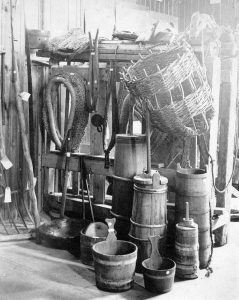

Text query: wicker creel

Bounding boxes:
[122,41,214,136]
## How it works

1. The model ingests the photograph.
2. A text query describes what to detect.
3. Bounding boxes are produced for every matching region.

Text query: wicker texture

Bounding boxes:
[122,42,214,136]
[49,28,89,58]
[42,67,89,152]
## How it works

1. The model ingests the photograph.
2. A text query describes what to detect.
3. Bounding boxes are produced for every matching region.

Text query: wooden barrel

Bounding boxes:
[92,240,137,292]
[175,168,211,269]
[112,134,147,240]
[129,175,167,240]
[175,219,199,279]
[128,234,166,273]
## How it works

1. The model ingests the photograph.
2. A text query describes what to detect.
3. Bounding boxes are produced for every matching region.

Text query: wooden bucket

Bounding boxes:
[142,258,176,294]
[129,174,167,240]
[175,219,199,279]
[175,167,211,269]
[112,134,147,239]
[92,218,137,292]
[80,222,108,266]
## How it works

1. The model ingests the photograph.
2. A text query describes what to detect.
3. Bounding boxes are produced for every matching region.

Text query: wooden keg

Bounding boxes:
[175,167,211,269]
[175,203,199,279]
[130,173,168,240]
[111,134,147,240]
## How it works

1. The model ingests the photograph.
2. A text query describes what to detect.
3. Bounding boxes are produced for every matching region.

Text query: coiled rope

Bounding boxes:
[43,68,89,152]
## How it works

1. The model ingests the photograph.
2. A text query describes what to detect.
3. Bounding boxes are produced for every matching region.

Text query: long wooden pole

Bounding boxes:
[146,103,151,175]
[10,0,40,228]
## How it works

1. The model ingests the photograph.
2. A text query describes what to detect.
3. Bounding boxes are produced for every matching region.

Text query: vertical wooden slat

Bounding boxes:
[178,0,185,31]
[216,58,237,246]
[90,69,107,204]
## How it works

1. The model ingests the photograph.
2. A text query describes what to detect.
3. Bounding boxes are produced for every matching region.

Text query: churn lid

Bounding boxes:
[134,170,168,188]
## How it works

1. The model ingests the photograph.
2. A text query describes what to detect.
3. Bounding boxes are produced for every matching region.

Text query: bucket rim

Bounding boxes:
[176,168,207,178]
[92,240,138,257]
[80,222,108,238]
[142,257,176,272]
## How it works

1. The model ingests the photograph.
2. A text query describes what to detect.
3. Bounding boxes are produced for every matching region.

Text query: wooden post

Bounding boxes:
[205,56,221,220]
[90,69,107,204]
[206,56,221,175]
[215,58,238,246]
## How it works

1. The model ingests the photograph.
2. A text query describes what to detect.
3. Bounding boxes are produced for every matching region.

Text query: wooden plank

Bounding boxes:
[37,42,206,63]
[36,42,166,62]
[216,58,238,245]
[90,75,107,204]
[47,193,112,222]
[41,151,114,177]
[0,233,34,242]
[207,57,221,174]
[72,172,80,195]
[217,58,237,208]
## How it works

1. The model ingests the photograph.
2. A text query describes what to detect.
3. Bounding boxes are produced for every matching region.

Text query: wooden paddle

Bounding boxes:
[148,235,163,270]
[105,218,117,243]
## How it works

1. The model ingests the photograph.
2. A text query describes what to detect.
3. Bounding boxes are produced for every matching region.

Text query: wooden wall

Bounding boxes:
[178,0,239,31]
[0,0,178,213]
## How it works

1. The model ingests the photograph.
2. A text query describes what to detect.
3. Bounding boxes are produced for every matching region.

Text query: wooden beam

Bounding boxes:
[206,56,221,175]
[0,233,34,242]
[47,193,112,222]
[37,42,204,63]
[90,76,107,204]
[41,151,114,177]
[215,57,238,246]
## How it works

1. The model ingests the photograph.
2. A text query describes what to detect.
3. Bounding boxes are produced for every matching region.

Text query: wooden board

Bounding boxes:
[37,42,205,63]
[41,151,114,177]
[215,58,238,246]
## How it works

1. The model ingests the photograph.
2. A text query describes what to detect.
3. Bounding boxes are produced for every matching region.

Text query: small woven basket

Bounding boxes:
[122,41,214,136]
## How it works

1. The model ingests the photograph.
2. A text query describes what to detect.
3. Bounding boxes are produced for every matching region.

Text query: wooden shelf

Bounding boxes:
[36,41,203,63]
[42,151,114,177]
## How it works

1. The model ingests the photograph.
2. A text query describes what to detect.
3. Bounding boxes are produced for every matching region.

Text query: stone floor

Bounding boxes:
[0,221,239,300]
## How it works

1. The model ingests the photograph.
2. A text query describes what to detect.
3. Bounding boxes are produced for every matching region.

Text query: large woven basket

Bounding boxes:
[122,41,214,136]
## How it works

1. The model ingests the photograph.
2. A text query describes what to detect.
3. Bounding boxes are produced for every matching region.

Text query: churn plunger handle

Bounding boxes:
[185,202,189,221]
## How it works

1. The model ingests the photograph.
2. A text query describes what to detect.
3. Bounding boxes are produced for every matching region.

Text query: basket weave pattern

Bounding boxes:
[123,42,214,136]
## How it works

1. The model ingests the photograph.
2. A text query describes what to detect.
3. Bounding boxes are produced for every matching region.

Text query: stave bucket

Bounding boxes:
[142,258,176,294]
[142,236,176,294]
[175,167,211,269]
[80,222,108,266]
[112,134,147,240]
[92,218,137,292]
